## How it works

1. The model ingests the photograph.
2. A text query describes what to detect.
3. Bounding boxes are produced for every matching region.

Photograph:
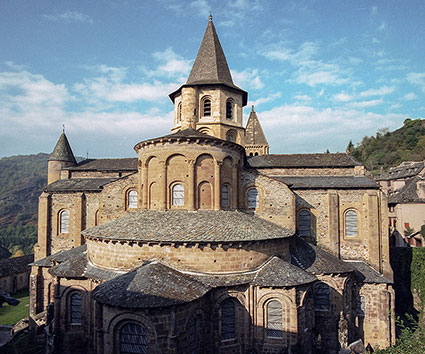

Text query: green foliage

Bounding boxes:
[404,226,415,237]
[421,225,425,238]
[349,119,425,175]
[374,316,425,353]
[411,248,425,312]
[0,223,37,255]
[0,290,29,326]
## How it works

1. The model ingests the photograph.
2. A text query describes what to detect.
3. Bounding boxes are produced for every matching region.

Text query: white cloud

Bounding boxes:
[377,22,387,32]
[231,69,264,90]
[333,93,353,102]
[404,92,417,100]
[43,11,93,24]
[359,86,395,97]
[292,94,311,102]
[190,0,210,17]
[248,92,281,106]
[348,99,384,108]
[407,72,425,91]
[148,48,192,78]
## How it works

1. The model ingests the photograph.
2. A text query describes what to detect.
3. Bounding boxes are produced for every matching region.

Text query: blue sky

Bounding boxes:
[1,0,424,158]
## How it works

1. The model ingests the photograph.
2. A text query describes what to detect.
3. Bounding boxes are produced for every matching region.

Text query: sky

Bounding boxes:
[1,0,424,159]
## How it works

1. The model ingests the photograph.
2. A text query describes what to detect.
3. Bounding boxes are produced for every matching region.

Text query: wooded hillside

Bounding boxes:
[348,118,425,175]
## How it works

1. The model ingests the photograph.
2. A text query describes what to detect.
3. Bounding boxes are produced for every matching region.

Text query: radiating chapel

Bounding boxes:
[30,17,395,354]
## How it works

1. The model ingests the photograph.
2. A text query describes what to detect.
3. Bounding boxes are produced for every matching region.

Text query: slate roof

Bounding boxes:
[169,17,247,105]
[247,153,361,169]
[0,246,11,260]
[92,261,211,308]
[66,158,138,171]
[345,261,392,284]
[82,210,293,243]
[271,176,379,189]
[291,237,354,275]
[0,254,34,277]
[245,106,268,146]
[378,161,425,181]
[49,132,77,164]
[31,245,87,267]
[388,176,425,204]
[45,178,117,193]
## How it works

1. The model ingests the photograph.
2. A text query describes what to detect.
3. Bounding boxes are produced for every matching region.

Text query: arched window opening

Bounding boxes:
[298,210,311,237]
[358,295,366,316]
[177,102,182,123]
[345,210,358,236]
[247,188,259,209]
[254,152,259,156]
[221,298,235,340]
[60,210,70,234]
[226,99,233,120]
[221,184,230,208]
[172,184,185,206]
[314,282,330,311]
[95,210,99,226]
[226,131,236,142]
[128,190,138,209]
[203,99,211,116]
[119,322,147,354]
[70,292,82,324]
[249,153,253,156]
[267,300,283,338]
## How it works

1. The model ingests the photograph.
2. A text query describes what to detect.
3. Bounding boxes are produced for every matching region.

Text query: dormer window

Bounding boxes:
[203,99,211,116]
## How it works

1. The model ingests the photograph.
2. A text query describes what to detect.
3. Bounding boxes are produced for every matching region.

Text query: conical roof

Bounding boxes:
[169,16,247,105]
[49,132,77,163]
[245,106,268,145]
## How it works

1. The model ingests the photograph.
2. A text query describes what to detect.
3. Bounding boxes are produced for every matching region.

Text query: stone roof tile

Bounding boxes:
[82,210,293,243]
[45,178,117,193]
[31,245,87,267]
[345,261,392,284]
[388,176,425,204]
[66,158,138,171]
[49,132,77,164]
[247,153,361,168]
[245,106,268,146]
[272,176,378,189]
[0,254,34,277]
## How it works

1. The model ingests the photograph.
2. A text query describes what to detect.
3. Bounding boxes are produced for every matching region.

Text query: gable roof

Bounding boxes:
[388,176,425,204]
[379,161,425,181]
[49,132,77,164]
[66,158,138,172]
[245,106,268,146]
[0,254,34,277]
[271,176,378,189]
[44,177,117,193]
[247,153,361,169]
[345,261,392,284]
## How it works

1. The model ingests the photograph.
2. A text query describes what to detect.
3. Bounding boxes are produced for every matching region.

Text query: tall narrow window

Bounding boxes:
[226,130,236,142]
[345,210,358,237]
[314,282,330,311]
[177,102,182,123]
[247,188,259,209]
[60,210,70,234]
[267,300,283,338]
[221,184,230,207]
[226,99,233,120]
[128,190,138,209]
[298,210,311,237]
[70,292,82,324]
[188,317,199,354]
[172,184,185,206]
[221,299,235,340]
[119,322,147,354]
[203,99,211,116]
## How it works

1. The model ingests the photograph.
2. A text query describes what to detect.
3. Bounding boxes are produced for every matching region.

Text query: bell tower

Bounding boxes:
[169,16,247,145]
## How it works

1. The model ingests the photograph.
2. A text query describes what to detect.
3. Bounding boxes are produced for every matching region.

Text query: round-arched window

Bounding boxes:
[345,210,358,237]
[119,322,147,354]
[172,184,184,206]
[60,210,70,234]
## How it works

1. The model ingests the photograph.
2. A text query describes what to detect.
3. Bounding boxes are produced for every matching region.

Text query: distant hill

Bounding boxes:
[0,153,49,255]
[348,118,425,175]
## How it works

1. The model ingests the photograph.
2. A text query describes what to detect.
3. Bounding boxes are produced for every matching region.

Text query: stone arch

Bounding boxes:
[123,186,138,210]
[201,95,212,117]
[198,127,212,136]
[226,129,237,142]
[149,182,160,209]
[195,154,214,208]
[61,285,88,329]
[170,180,185,208]
[166,154,186,191]
[226,98,235,120]
[58,209,70,234]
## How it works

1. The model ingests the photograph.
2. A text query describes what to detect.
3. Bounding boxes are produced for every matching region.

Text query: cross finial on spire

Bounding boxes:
[62,124,65,133]
[251,105,255,112]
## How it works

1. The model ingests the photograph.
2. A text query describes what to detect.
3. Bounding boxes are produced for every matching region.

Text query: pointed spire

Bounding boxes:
[245,106,268,145]
[49,132,77,164]
[186,16,235,87]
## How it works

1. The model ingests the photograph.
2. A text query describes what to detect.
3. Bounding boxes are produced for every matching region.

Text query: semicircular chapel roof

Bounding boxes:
[82,210,293,243]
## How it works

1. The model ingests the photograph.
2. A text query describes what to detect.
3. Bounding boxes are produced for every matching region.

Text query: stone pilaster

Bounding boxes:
[214,161,222,210]
[328,191,340,258]
[366,191,381,272]
[141,163,148,209]
[160,161,167,210]
[187,160,196,210]
[74,193,85,247]
[36,192,51,260]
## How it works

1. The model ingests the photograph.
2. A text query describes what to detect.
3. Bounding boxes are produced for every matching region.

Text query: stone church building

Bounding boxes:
[30,17,394,354]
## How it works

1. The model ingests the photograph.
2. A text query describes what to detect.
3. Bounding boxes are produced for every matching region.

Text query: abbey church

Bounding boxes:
[30,17,394,354]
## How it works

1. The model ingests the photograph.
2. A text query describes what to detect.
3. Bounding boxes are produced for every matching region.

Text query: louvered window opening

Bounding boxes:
[70,293,82,324]
[120,322,147,354]
[298,210,311,237]
[314,283,330,311]
[345,210,358,237]
[172,184,184,206]
[128,190,138,209]
[189,317,198,354]
[60,210,70,233]
[248,188,259,209]
[226,100,233,119]
[221,299,236,340]
[177,102,182,122]
[221,185,230,207]
[203,99,211,116]
[267,300,283,338]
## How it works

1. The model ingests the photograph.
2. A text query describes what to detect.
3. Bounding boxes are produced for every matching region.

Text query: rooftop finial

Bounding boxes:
[62,124,65,133]
[209,12,212,21]
[251,105,255,112]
